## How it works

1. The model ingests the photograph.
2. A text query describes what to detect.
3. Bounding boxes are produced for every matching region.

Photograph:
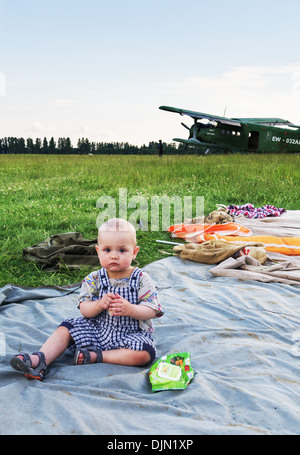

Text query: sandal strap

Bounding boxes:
[17,352,32,366]
[82,348,91,364]
[32,351,46,367]
[28,351,47,379]
[94,349,103,363]
[10,352,32,372]
[74,346,103,364]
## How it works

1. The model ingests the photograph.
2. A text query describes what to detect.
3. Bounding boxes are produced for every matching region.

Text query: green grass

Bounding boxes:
[1,153,299,288]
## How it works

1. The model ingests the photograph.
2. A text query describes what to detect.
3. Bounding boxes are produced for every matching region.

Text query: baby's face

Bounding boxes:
[96,230,139,278]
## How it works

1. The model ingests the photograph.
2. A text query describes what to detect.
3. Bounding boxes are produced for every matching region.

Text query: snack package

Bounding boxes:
[149,352,194,392]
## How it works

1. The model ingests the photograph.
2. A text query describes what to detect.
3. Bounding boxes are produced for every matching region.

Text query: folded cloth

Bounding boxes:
[23,232,98,271]
[173,239,267,265]
[210,254,300,286]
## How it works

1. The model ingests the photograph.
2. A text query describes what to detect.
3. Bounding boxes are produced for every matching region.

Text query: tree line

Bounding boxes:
[0,137,192,155]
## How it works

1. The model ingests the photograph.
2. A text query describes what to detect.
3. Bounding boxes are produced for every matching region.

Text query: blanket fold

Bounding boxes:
[210,254,300,285]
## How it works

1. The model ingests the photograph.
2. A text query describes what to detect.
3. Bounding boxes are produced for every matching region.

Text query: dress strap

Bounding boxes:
[129,267,141,290]
[98,267,110,291]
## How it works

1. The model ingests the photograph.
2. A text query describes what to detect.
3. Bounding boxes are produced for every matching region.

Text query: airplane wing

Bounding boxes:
[173,137,220,148]
[172,138,222,148]
[172,138,231,154]
[159,105,242,127]
[237,118,300,128]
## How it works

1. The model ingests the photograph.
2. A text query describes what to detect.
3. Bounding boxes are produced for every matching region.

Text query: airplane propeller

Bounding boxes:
[181,122,190,130]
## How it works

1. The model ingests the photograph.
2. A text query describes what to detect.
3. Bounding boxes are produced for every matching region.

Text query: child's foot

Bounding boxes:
[76,351,97,364]
[16,354,40,368]
[10,351,47,380]
[74,346,103,365]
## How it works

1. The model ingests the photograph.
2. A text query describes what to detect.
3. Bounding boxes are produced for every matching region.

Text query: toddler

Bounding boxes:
[10,218,163,380]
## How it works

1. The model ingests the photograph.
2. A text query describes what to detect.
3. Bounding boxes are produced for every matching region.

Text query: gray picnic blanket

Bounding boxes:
[1,256,300,435]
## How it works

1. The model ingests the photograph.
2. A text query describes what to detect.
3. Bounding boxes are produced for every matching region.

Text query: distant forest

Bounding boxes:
[0,137,192,155]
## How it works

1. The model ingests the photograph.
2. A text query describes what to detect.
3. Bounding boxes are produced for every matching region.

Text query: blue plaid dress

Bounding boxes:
[60,267,157,361]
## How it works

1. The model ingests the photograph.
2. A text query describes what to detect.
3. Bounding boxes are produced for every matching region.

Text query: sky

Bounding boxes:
[1,0,300,146]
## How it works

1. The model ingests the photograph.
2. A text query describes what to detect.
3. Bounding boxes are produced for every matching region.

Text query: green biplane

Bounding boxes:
[159,105,300,154]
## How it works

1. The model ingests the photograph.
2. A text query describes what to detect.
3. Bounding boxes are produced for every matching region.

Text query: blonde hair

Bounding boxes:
[98,218,137,245]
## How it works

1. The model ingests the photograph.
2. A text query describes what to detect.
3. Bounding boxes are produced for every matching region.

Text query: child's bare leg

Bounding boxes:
[103,348,151,366]
[19,326,72,368]
[77,348,150,366]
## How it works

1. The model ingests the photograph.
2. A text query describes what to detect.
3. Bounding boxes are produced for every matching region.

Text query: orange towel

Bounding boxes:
[201,234,300,256]
[168,223,300,256]
[168,223,252,241]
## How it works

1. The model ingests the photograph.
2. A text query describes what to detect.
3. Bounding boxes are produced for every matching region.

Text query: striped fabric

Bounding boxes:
[227,204,286,219]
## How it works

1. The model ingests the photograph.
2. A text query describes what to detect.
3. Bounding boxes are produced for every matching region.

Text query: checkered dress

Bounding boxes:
[61,267,157,359]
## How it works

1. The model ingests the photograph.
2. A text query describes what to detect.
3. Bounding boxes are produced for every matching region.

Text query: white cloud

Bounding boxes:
[75,125,116,142]
[28,122,55,135]
[52,99,79,107]
[167,63,300,123]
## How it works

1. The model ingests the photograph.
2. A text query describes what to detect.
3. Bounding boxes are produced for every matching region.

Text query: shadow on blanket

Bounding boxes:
[1,257,300,435]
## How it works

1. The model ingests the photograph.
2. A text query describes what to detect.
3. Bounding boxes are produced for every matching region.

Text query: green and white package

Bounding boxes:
[149,352,194,392]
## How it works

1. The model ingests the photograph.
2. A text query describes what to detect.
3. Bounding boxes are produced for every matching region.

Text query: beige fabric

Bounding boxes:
[173,239,267,265]
[185,207,234,225]
[239,246,268,263]
[210,254,300,286]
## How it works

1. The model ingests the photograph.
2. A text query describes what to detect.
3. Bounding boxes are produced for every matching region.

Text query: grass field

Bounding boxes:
[1,153,299,288]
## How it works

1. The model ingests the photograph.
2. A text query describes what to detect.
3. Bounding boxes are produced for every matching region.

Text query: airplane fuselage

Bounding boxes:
[190,121,300,153]
[159,105,300,154]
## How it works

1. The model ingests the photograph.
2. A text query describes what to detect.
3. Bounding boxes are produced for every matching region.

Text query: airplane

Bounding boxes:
[159,105,300,154]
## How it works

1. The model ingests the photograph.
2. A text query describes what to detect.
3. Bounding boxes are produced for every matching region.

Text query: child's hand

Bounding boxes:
[98,292,115,312]
[109,293,132,317]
